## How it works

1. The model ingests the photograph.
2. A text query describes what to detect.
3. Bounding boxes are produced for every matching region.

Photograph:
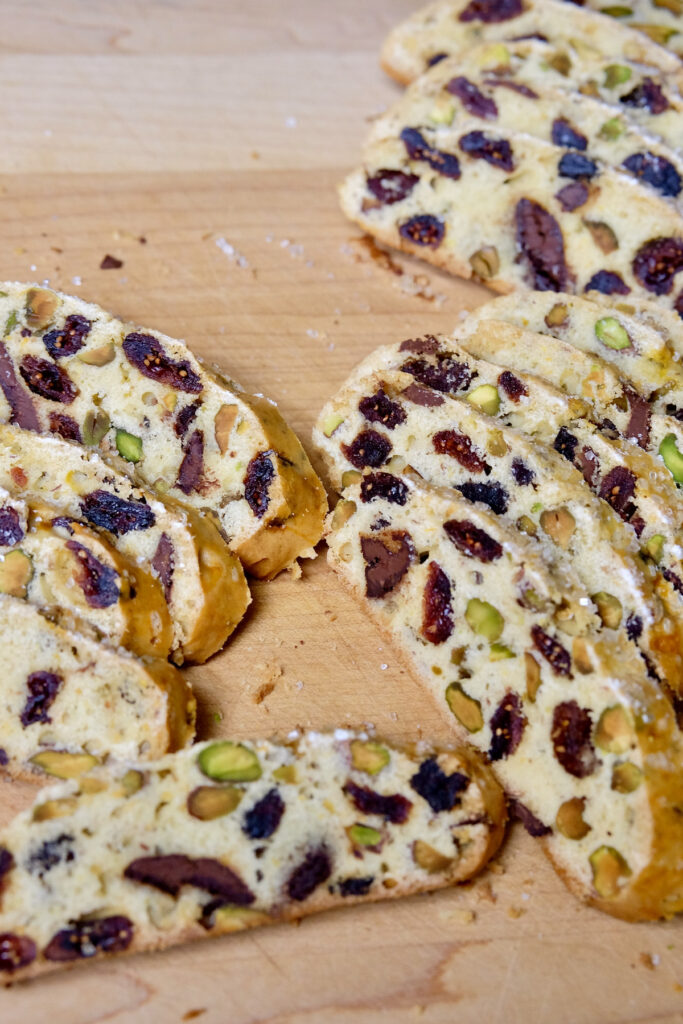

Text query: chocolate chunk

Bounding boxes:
[358,388,406,430]
[459,0,523,21]
[443,518,502,561]
[125,854,255,904]
[0,933,37,972]
[498,370,527,402]
[633,237,683,296]
[343,781,412,823]
[42,315,92,359]
[584,270,631,296]
[599,466,637,520]
[360,472,408,506]
[176,429,205,496]
[401,355,475,394]
[44,916,133,962]
[287,847,332,901]
[410,757,467,812]
[456,480,509,515]
[459,130,515,171]
[27,833,75,878]
[551,701,599,778]
[0,342,40,431]
[483,78,539,99]
[20,671,63,726]
[558,152,598,180]
[531,625,572,677]
[19,355,78,404]
[489,692,526,761]
[399,214,446,248]
[0,507,24,546]
[174,399,202,438]
[433,430,488,472]
[626,613,643,641]
[620,78,670,115]
[243,789,285,840]
[366,169,420,205]
[551,118,587,151]
[151,533,174,602]
[49,411,82,442]
[577,446,600,488]
[511,458,534,486]
[66,539,120,608]
[401,127,461,179]
[422,561,453,644]
[361,530,414,598]
[122,333,202,393]
[402,382,444,407]
[509,798,551,837]
[624,387,651,449]
[80,489,155,535]
[446,76,498,119]
[342,429,392,470]
[339,876,374,897]
[623,152,681,199]
[555,182,589,212]
[100,254,123,270]
[399,337,439,355]
[515,199,568,292]
[554,426,579,462]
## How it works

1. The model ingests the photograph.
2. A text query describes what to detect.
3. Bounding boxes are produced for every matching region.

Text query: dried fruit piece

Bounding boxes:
[585,270,631,296]
[242,789,285,839]
[360,472,408,506]
[509,798,550,837]
[44,917,133,962]
[19,356,77,404]
[342,429,391,470]
[0,549,32,597]
[466,383,500,416]
[623,153,681,200]
[29,751,99,779]
[0,933,36,972]
[347,823,382,849]
[531,626,571,677]
[556,797,591,840]
[458,0,523,21]
[80,490,155,535]
[446,76,498,119]
[410,757,468,812]
[358,389,406,431]
[187,786,242,821]
[599,466,637,521]
[413,840,452,873]
[459,131,515,171]
[350,739,390,775]
[620,78,669,115]
[43,316,92,360]
[343,780,412,823]
[401,127,461,179]
[592,592,623,630]
[540,508,575,549]
[122,333,202,393]
[469,246,500,280]
[589,845,631,898]
[198,742,262,782]
[611,761,643,793]
[595,705,635,754]
[443,518,502,562]
[498,371,527,402]
[401,383,444,408]
[433,430,487,472]
[633,237,683,296]
[456,480,508,514]
[465,598,503,641]
[49,412,81,442]
[177,430,205,496]
[489,692,526,761]
[361,530,414,598]
[551,118,587,150]
[401,355,474,394]
[659,433,683,483]
[399,215,445,248]
[445,682,483,732]
[366,169,419,205]
[287,847,332,901]
[595,317,630,350]
[558,153,598,180]
[552,701,599,778]
[515,198,568,292]
[0,507,24,547]
[20,671,62,727]
[555,182,589,212]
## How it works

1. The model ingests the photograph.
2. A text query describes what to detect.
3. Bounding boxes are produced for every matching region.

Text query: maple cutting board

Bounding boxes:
[1,2,682,1021]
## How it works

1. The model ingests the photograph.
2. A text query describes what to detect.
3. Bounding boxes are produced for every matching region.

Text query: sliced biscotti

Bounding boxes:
[0,284,327,579]
[0,425,249,664]
[341,123,683,309]
[0,731,505,982]
[370,45,683,209]
[0,595,195,779]
[581,0,683,57]
[327,472,683,920]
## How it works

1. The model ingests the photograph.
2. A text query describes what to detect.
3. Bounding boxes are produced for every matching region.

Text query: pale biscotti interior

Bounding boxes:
[0,731,505,982]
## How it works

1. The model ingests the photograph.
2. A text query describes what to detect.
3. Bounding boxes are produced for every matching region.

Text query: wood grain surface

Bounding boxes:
[1,3,682,1021]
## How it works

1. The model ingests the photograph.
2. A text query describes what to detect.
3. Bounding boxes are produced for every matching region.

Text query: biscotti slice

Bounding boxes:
[0,492,173,659]
[582,0,682,57]
[0,731,505,982]
[0,595,195,779]
[0,425,249,664]
[0,284,327,579]
[327,472,683,920]
[369,45,683,209]
[380,0,683,85]
[340,124,683,309]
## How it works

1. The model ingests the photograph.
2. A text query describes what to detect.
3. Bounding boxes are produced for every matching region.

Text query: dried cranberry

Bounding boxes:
[243,789,285,840]
[511,458,534,486]
[125,854,255,903]
[633,237,683,296]
[584,270,631,295]
[402,382,444,407]
[0,507,23,546]
[48,411,82,442]
[366,169,420,205]
[151,533,174,602]
[554,426,579,462]
[358,388,406,430]
[599,466,637,520]
[0,342,40,431]
[401,127,461,179]
[287,847,332,901]
[483,78,539,99]
[551,701,599,778]
[551,118,587,151]
[515,199,568,292]
[422,561,453,644]
[361,530,414,598]
[620,78,670,115]
[174,399,201,438]
[342,429,392,469]
[489,692,526,761]
[343,781,412,823]
[433,430,488,472]
[459,131,515,171]
[498,370,527,402]
[577,446,600,487]
[443,518,502,561]
[399,214,446,248]
[401,355,474,394]
[0,934,36,972]
[456,480,509,515]
[44,916,133,962]
[626,613,643,641]
[19,356,78,404]
[177,430,205,496]
[123,333,202,392]
[80,489,155,534]
[20,671,63,727]
[410,757,467,812]
[399,337,439,355]
[459,0,523,21]
[27,834,75,877]
[509,798,551,837]
[623,152,681,199]
[558,152,597,180]
[446,77,498,119]
[624,387,651,449]
[531,625,572,677]
[66,539,119,608]
[339,876,374,897]
[360,472,408,506]
[42,315,91,359]
[555,182,589,212]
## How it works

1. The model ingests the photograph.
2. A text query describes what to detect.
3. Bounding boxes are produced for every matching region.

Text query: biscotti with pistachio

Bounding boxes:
[0,595,195,779]
[326,471,683,920]
[0,730,505,982]
[0,424,250,664]
[577,0,682,57]
[0,284,327,579]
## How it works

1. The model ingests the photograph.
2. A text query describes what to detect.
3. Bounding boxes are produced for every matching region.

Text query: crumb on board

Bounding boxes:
[215,237,249,268]
[440,907,476,926]
[639,952,660,970]
[507,906,526,919]
[100,254,123,270]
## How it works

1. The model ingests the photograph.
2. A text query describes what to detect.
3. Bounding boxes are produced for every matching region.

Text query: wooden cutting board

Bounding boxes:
[1,3,682,1021]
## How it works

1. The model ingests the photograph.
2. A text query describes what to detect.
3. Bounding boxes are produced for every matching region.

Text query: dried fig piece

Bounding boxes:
[242,788,285,839]
[343,780,412,823]
[620,78,669,115]
[358,388,406,430]
[66,539,119,609]
[20,671,62,727]
[455,480,509,515]
[0,342,40,430]
[511,458,534,486]
[342,429,392,470]
[174,399,201,439]
[49,411,82,442]
[399,337,439,355]
[401,355,474,394]
[366,169,419,205]
[80,490,155,535]
[551,118,587,150]
[361,530,415,598]
[399,214,446,248]
[531,625,572,677]
[19,356,78,404]
[633,237,683,295]
[489,692,526,760]
[459,0,523,20]
[446,76,498,119]
[558,152,598,180]
[555,182,589,212]
[554,426,578,461]
[443,518,502,562]
[498,370,527,402]
[0,507,24,546]
[401,382,444,407]
[42,315,91,359]
[515,199,568,292]
[459,131,514,171]
[0,933,37,972]
[410,757,468,812]
[177,429,205,496]
[433,430,488,472]
[43,916,133,962]
[122,333,202,393]
[339,876,374,897]
[623,152,681,199]
[151,532,174,602]
[287,847,332,901]
[422,561,453,644]
[599,466,637,521]
[27,833,75,877]
[509,797,550,836]
[360,472,408,506]
[551,700,599,778]
[124,854,255,904]
[401,127,461,179]
[585,270,631,295]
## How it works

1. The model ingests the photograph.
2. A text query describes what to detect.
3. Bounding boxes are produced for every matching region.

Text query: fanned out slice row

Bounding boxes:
[0,594,195,779]
[0,731,505,982]
[325,471,683,921]
[0,284,327,580]
[0,425,250,665]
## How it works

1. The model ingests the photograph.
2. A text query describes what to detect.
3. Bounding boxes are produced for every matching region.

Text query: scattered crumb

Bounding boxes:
[306,329,319,339]
[215,237,249,268]
[251,150,260,160]
[285,115,298,128]
[477,881,497,904]
[255,682,276,704]
[182,1011,207,1022]
[254,664,283,705]
[442,908,476,926]
[212,711,223,724]
[139,236,147,244]
[488,862,505,875]
[380,663,388,670]
[639,952,660,970]
[100,254,123,270]
[71,276,82,286]
[507,906,526,919]
[29,264,37,273]
[674,983,682,992]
